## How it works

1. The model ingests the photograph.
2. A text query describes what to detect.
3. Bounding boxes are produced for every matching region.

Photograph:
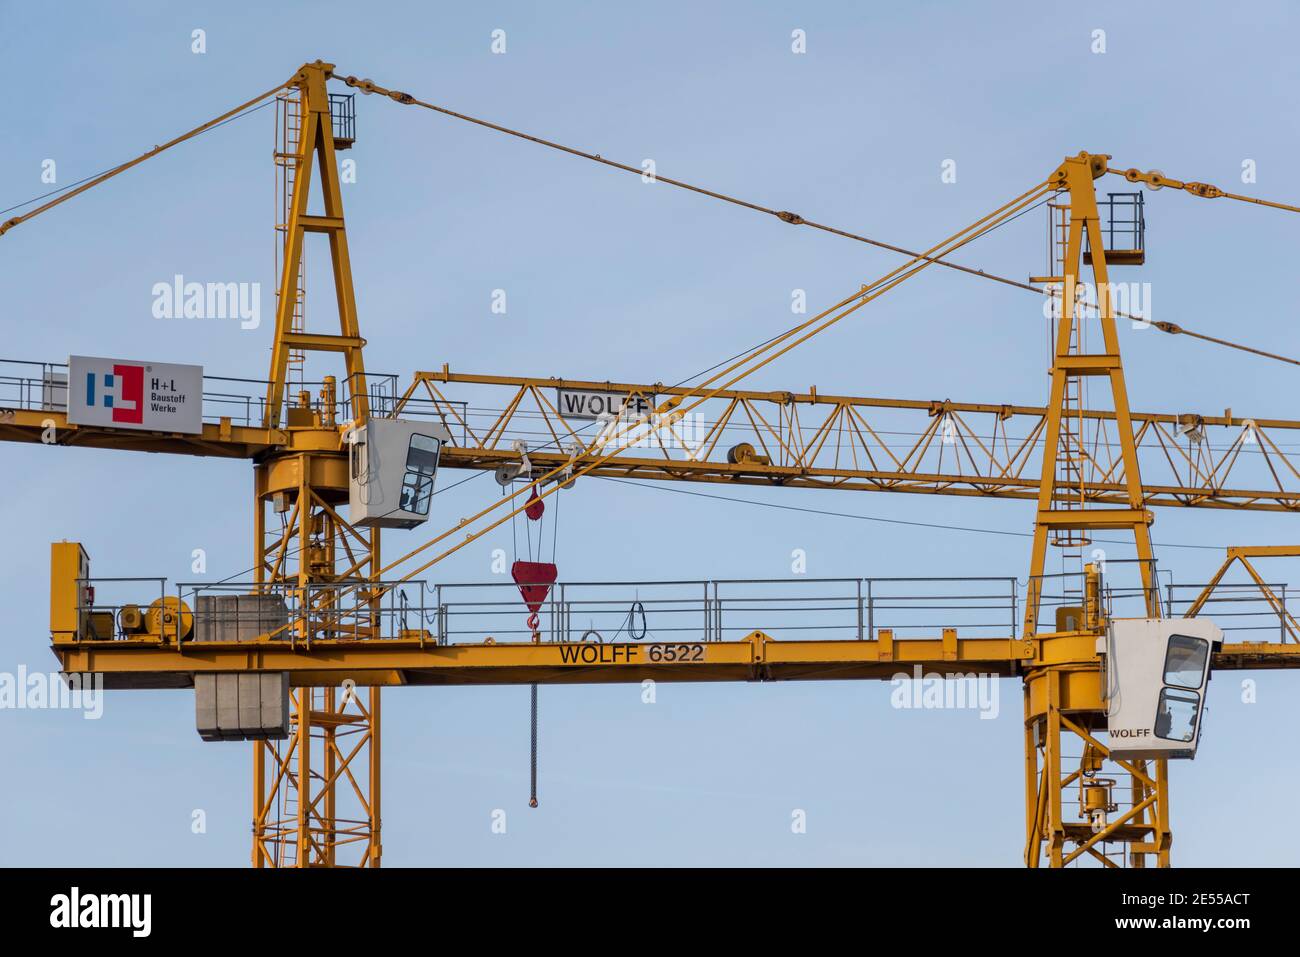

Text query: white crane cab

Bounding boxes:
[348,417,452,529]
[1100,617,1222,760]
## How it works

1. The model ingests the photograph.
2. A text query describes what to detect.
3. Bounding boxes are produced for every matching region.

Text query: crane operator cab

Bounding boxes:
[1100,617,1222,761]
[348,417,453,529]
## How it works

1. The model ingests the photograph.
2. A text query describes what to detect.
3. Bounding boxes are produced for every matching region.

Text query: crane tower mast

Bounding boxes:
[253,62,379,867]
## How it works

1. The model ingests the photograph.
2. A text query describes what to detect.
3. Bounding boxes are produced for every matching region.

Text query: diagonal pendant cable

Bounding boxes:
[245,178,1049,641]
[5,66,1297,367]
[1112,166,1300,215]
[338,72,1300,367]
[339,72,1051,295]
[362,180,1055,593]
[0,78,292,236]
[1147,321,1300,367]
[240,179,1051,642]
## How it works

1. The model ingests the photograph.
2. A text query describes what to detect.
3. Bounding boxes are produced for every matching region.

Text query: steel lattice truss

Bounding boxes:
[395,370,1300,512]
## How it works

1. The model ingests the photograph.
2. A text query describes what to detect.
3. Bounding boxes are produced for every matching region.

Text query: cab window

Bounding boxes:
[398,433,441,516]
[1154,688,1199,742]
[1162,634,1208,689]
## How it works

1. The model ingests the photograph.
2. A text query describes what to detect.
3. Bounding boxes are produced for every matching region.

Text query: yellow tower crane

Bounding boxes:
[6,61,1300,868]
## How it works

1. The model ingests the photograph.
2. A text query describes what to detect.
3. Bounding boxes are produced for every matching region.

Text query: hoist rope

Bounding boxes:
[525,490,536,559]
[529,683,539,809]
[551,484,561,565]
[509,486,524,561]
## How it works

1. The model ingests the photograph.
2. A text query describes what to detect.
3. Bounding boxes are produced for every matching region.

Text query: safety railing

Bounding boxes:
[71,569,1295,648]
[173,578,436,645]
[329,93,356,145]
[1096,191,1145,257]
[0,359,68,413]
[1026,558,1165,634]
[0,358,430,430]
[432,576,1020,646]
[1165,581,1294,642]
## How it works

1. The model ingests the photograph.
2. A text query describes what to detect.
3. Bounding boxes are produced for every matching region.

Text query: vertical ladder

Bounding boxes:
[274,93,307,394]
[1047,201,1091,555]
[277,737,299,867]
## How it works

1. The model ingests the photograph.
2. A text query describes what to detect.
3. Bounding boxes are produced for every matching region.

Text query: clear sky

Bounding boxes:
[1,0,1298,866]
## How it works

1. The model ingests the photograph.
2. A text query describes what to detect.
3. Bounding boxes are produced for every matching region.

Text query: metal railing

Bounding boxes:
[1166,581,1293,642]
[329,93,356,144]
[173,578,435,645]
[433,576,1019,646]
[0,358,448,430]
[68,575,1021,645]
[1094,191,1145,255]
[1026,558,1165,633]
[67,568,1294,648]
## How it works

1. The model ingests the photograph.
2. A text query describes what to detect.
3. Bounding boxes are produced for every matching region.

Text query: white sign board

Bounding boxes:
[556,388,655,421]
[67,355,204,434]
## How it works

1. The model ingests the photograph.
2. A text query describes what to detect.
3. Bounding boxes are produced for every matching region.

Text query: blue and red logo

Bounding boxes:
[84,364,144,425]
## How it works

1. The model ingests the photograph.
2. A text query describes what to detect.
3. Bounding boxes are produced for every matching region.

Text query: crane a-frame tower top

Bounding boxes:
[5,60,1300,868]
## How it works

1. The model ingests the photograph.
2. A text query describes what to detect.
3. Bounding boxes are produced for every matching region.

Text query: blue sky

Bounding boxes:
[1,0,1298,866]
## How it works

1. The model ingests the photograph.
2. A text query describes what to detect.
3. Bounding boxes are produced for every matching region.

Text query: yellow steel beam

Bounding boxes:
[48,632,1300,689]
[412,368,1300,431]
[53,632,1030,688]
[0,409,284,458]
[1227,545,1300,559]
[280,332,367,352]
[1035,509,1153,529]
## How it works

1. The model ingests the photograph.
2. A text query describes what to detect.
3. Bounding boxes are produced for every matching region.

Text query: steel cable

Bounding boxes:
[340,72,1300,367]
[529,683,539,809]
